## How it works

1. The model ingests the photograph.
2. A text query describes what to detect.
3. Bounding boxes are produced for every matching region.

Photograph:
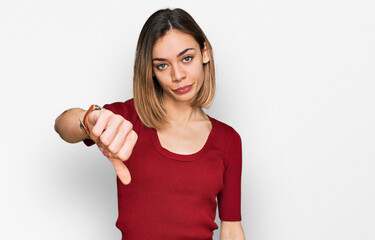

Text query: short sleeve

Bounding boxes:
[217,130,242,221]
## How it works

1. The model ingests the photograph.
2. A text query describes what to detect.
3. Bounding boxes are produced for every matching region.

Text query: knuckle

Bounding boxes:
[108,146,118,155]
[102,109,112,117]
[100,135,110,146]
[125,120,133,129]
[111,114,121,123]
[115,114,126,123]
[129,130,138,143]
[120,119,132,129]
[107,144,118,154]
[119,125,129,135]
[117,150,129,161]
[91,126,101,137]
[98,110,109,120]
[133,131,138,139]
[117,120,133,135]
[102,111,113,122]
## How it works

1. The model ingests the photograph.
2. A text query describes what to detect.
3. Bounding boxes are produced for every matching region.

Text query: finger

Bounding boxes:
[97,143,110,157]
[99,115,126,146]
[107,121,133,155]
[116,130,138,161]
[90,110,112,140]
[97,142,105,152]
[109,157,132,185]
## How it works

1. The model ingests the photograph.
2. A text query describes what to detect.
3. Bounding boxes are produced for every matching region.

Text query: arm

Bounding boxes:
[220,221,245,240]
[54,108,88,143]
[54,107,138,185]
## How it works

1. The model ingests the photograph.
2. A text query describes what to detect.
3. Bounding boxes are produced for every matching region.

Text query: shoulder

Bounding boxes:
[210,117,242,169]
[210,117,241,143]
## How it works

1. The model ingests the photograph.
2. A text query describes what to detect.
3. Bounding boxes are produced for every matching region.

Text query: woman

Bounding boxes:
[55,8,245,240]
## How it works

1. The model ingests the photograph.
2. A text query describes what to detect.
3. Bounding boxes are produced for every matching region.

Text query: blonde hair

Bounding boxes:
[133,8,215,129]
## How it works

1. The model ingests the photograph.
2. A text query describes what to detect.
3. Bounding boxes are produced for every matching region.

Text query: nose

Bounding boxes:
[171,63,186,82]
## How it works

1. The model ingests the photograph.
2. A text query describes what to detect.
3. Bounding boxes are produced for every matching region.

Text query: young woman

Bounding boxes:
[55,8,245,240]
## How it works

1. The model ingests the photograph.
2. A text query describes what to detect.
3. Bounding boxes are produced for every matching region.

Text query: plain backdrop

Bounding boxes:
[1,0,374,239]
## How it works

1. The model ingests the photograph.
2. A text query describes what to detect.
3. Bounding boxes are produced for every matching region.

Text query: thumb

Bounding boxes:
[108,157,132,185]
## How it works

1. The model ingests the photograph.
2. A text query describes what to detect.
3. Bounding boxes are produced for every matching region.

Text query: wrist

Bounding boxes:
[79,104,102,139]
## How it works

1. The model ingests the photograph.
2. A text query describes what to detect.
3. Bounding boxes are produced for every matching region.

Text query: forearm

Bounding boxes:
[54,108,88,143]
[220,221,245,240]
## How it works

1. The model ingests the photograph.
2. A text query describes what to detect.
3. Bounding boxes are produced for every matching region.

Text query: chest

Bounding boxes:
[129,148,224,198]
[156,122,212,155]
[116,130,224,237]
[121,128,225,199]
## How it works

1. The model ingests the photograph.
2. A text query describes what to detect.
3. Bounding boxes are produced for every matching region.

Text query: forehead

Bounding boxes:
[152,30,199,58]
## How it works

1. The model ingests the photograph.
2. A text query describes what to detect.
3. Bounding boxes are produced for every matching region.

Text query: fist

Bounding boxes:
[86,109,138,185]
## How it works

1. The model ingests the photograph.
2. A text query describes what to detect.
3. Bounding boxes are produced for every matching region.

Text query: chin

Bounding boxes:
[165,91,197,105]
[175,95,196,104]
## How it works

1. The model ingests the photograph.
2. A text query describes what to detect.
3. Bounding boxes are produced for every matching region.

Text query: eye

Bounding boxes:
[182,56,193,63]
[156,63,167,70]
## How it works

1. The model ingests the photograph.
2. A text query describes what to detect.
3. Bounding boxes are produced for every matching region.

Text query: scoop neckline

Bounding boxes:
[149,116,216,161]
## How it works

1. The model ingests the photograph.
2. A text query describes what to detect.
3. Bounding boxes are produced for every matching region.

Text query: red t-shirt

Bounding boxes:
[86,99,242,240]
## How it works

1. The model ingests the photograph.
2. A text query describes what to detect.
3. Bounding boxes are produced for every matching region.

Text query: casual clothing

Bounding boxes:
[85,99,242,240]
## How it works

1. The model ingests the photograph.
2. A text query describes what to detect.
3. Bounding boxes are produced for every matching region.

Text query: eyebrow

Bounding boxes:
[152,48,195,62]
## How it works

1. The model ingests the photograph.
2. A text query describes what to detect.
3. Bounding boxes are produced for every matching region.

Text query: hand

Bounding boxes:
[86,109,138,185]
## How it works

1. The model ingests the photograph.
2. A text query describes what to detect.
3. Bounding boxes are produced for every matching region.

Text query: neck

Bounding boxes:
[162,98,206,128]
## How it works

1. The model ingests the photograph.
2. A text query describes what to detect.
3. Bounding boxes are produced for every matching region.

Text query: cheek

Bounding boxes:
[153,71,169,87]
[190,62,205,81]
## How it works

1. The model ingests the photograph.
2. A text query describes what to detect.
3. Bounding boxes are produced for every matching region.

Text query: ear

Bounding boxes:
[202,42,210,64]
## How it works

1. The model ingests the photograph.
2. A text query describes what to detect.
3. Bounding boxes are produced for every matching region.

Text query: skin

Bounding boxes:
[54,107,136,185]
[152,29,212,154]
[152,30,245,239]
[152,29,245,240]
[54,29,245,239]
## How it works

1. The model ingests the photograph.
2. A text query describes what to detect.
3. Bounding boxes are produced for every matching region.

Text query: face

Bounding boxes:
[152,30,210,105]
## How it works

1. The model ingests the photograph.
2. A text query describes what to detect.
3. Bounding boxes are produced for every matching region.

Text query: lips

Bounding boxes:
[173,84,193,94]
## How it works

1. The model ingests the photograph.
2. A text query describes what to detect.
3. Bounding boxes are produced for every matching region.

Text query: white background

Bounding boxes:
[1,0,374,239]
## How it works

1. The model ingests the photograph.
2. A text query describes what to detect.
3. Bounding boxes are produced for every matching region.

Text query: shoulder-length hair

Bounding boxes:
[133,8,215,129]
